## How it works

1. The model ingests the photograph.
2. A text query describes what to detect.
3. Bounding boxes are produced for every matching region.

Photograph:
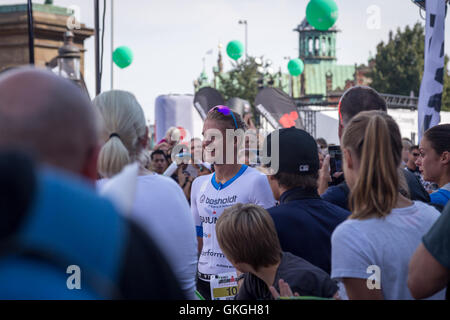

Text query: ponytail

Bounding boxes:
[93,90,147,178]
[342,111,403,219]
[98,135,131,178]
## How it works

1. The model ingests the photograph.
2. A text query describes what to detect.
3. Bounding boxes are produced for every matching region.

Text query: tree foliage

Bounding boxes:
[369,22,450,111]
[216,57,260,105]
[369,23,425,96]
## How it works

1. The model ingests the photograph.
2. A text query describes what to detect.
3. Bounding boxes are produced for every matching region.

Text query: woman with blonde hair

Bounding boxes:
[94,90,198,299]
[330,110,444,300]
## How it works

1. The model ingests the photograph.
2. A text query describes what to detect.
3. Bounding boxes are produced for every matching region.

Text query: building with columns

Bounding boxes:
[288,18,371,103]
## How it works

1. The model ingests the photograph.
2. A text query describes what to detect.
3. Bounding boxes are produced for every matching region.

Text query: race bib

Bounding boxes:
[210,272,239,300]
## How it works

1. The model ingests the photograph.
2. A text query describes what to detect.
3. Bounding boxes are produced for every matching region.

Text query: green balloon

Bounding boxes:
[113,46,133,69]
[226,40,244,60]
[288,58,304,77]
[306,0,338,31]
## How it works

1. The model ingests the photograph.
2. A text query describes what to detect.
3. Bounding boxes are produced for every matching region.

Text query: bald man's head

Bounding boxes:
[0,67,99,177]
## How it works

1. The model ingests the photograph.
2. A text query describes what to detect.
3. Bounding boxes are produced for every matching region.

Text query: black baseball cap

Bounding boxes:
[262,127,319,175]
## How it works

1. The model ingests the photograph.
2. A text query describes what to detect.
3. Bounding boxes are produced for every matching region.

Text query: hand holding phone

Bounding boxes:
[328,146,344,186]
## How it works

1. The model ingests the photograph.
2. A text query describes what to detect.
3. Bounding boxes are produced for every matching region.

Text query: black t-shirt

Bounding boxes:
[403,169,430,202]
[235,252,338,300]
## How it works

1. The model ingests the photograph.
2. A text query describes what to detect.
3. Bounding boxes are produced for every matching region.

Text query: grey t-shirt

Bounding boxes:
[235,252,338,300]
[331,201,445,300]
[423,202,450,300]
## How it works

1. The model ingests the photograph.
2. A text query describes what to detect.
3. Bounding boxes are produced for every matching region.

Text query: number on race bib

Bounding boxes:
[210,272,239,300]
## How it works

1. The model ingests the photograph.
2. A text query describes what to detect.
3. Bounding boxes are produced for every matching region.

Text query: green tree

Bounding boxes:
[370,22,450,111]
[217,57,260,104]
[369,23,425,96]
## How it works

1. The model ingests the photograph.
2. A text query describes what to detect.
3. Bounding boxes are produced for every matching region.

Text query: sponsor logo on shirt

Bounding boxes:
[204,195,238,206]
[218,275,236,284]
[200,194,206,203]
[201,249,226,258]
[200,216,218,224]
[202,232,212,238]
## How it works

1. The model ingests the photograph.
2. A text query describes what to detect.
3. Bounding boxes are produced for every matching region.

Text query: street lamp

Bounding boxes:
[46,30,90,97]
[57,31,81,81]
[255,57,277,89]
[238,20,248,59]
[46,31,81,82]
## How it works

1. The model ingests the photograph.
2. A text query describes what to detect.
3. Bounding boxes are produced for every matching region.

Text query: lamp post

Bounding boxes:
[57,31,81,82]
[255,57,275,89]
[94,0,101,95]
[27,0,35,64]
[111,0,114,90]
[46,31,89,97]
[255,56,264,90]
[47,31,81,83]
[238,20,248,59]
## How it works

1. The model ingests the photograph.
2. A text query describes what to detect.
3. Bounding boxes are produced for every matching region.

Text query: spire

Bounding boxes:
[217,42,223,73]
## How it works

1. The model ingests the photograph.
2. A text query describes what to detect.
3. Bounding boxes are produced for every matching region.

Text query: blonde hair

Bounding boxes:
[342,110,404,220]
[216,203,281,271]
[93,90,147,178]
[206,107,247,130]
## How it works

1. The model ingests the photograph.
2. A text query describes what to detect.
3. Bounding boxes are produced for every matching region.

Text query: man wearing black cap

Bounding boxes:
[263,127,350,274]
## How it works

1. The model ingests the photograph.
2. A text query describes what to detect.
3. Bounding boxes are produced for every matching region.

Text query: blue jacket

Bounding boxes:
[268,187,350,274]
[430,188,450,208]
[0,168,126,299]
[0,168,184,300]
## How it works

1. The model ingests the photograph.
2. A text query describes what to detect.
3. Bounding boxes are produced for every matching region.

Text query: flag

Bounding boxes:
[194,87,225,120]
[255,87,303,131]
[418,0,446,141]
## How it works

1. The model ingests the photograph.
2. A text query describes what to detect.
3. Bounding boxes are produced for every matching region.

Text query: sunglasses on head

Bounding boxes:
[209,105,238,130]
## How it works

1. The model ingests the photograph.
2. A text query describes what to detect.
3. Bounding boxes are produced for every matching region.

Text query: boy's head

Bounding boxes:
[216,203,282,273]
[338,86,387,139]
[408,145,420,168]
[151,149,169,174]
[402,138,413,164]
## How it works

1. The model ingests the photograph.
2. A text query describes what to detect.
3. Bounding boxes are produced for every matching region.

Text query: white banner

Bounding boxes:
[418,0,446,141]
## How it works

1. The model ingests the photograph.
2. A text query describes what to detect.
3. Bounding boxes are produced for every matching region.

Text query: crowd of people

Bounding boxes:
[0,67,449,300]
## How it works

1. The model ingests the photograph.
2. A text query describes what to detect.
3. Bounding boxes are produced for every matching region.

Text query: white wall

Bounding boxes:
[313,108,450,145]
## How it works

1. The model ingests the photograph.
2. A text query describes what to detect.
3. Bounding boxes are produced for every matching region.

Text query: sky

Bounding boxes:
[4,0,450,122]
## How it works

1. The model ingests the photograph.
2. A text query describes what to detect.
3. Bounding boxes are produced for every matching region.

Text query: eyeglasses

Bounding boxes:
[209,105,238,130]
[412,153,420,157]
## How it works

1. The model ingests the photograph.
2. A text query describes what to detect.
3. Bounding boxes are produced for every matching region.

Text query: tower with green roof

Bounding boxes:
[291,18,357,100]
[194,17,371,105]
